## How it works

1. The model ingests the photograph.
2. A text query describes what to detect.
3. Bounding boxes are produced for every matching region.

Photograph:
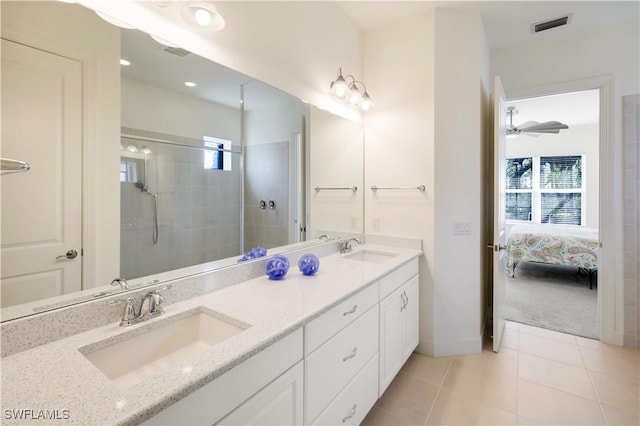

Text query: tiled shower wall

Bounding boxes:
[121,131,242,279]
[244,141,290,251]
[623,94,640,348]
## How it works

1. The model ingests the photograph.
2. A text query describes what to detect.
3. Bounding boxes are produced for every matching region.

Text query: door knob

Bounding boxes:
[56,249,78,260]
[486,244,507,252]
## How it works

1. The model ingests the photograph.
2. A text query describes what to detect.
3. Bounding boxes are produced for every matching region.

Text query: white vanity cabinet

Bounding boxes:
[378,259,419,396]
[303,283,379,425]
[217,361,303,425]
[144,329,303,426]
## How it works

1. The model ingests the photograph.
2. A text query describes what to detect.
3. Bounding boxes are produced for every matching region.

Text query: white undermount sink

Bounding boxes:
[80,308,249,389]
[342,249,398,263]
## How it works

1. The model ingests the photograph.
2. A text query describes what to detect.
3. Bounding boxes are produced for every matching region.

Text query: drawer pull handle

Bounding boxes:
[342,347,358,361]
[342,404,357,423]
[343,305,358,316]
[400,292,407,312]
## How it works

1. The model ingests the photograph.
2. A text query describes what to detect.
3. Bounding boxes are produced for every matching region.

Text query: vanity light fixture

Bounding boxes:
[181,1,225,31]
[330,68,373,111]
[185,81,197,87]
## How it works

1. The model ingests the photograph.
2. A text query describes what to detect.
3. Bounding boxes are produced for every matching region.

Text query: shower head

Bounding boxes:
[135,181,157,197]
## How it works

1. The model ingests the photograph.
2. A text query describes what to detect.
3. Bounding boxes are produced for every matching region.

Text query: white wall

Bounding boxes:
[492,19,640,345]
[309,107,364,237]
[1,1,121,289]
[364,8,490,356]
[506,123,600,228]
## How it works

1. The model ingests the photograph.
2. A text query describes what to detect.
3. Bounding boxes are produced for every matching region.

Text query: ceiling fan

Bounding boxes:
[506,106,569,137]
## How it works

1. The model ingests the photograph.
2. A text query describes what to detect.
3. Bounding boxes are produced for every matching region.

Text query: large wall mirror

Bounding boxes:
[0,1,364,322]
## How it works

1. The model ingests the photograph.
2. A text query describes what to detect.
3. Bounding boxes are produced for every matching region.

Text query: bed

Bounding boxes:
[506,223,599,288]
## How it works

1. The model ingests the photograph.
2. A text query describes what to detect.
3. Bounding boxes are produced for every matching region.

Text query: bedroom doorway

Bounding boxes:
[502,89,600,340]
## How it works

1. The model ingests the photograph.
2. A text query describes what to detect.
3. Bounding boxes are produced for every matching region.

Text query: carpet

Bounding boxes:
[505,262,598,339]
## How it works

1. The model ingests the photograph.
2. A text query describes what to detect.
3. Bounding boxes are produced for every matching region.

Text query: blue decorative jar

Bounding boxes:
[298,253,320,276]
[265,255,290,280]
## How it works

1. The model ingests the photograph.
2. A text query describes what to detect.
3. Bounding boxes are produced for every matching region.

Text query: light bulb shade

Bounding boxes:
[360,91,373,111]
[348,82,364,105]
[330,72,349,99]
[182,2,225,31]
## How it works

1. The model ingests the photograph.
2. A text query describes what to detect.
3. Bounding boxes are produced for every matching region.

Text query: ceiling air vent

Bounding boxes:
[162,46,191,57]
[531,14,572,33]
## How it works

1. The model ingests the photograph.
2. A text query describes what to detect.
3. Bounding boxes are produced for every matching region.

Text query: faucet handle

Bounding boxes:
[109,297,138,327]
[146,284,172,317]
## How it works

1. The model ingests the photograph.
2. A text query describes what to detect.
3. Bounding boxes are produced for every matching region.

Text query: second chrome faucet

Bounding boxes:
[111,285,172,327]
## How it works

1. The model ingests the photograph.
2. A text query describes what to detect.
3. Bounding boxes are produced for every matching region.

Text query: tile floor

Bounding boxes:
[362,321,640,425]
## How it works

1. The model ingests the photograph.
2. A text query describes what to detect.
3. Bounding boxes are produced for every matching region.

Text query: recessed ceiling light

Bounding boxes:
[185,81,197,87]
[120,59,131,66]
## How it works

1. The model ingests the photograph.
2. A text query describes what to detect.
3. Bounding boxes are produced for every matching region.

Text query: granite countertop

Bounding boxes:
[0,244,421,426]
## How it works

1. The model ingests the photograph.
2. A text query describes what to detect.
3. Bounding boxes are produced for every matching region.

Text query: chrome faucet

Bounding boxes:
[110,285,172,327]
[111,277,129,290]
[339,237,361,254]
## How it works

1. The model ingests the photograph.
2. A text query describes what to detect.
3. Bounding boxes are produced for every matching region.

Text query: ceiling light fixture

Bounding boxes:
[330,68,373,111]
[149,34,182,49]
[181,1,225,31]
[94,10,136,29]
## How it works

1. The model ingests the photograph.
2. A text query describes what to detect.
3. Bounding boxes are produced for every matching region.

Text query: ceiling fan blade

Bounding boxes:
[520,128,561,134]
[520,121,569,132]
[516,121,539,129]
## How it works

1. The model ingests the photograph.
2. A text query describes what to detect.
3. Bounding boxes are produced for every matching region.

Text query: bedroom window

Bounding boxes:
[506,155,584,225]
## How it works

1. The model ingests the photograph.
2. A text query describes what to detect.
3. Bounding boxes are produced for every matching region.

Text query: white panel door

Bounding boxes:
[1,39,82,307]
[492,76,508,352]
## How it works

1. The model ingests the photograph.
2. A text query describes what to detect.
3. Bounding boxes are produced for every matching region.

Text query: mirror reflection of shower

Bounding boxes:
[119,131,243,279]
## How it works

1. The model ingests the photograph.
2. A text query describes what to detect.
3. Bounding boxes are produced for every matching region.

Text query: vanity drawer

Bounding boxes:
[305,304,378,424]
[311,353,378,426]
[378,257,418,299]
[305,282,378,355]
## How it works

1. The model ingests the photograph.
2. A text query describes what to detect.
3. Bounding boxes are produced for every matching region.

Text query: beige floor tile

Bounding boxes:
[454,347,519,378]
[576,336,640,359]
[517,379,606,425]
[400,352,453,387]
[506,320,520,331]
[590,370,640,412]
[601,403,640,426]
[374,372,439,425]
[580,346,640,384]
[442,359,518,412]
[518,352,596,400]
[425,387,517,425]
[519,323,578,344]
[501,328,519,350]
[361,406,414,426]
[519,332,585,367]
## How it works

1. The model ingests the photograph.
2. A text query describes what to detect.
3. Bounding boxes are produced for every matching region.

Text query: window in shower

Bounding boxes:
[120,160,138,183]
[204,136,232,171]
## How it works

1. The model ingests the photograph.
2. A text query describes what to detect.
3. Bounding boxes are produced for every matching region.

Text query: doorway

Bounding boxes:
[502,89,600,339]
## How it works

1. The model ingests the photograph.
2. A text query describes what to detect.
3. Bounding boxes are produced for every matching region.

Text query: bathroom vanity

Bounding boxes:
[1,241,420,425]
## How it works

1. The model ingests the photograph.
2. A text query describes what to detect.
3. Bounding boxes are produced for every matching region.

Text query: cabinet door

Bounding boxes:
[378,285,405,396]
[403,275,420,360]
[217,361,303,426]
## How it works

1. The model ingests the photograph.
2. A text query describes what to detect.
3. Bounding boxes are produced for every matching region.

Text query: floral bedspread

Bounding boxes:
[506,224,599,276]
